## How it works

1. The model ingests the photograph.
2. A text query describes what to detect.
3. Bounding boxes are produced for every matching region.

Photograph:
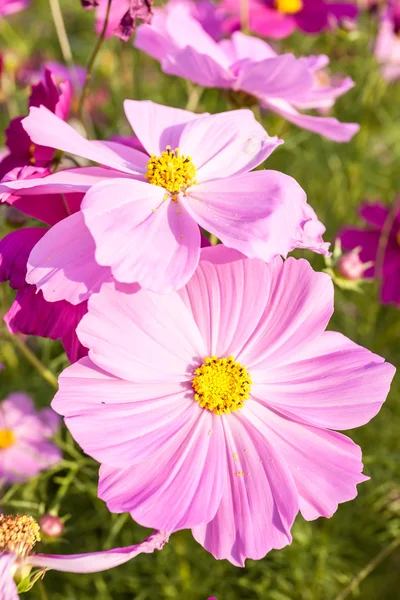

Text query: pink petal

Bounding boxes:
[82,178,201,291]
[162,46,234,88]
[245,401,369,521]
[10,192,83,226]
[228,31,277,61]
[98,410,226,531]
[192,412,298,566]
[26,212,111,305]
[179,110,282,180]
[359,202,389,230]
[0,227,46,289]
[251,331,395,430]
[22,106,147,174]
[262,98,360,142]
[28,530,169,573]
[0,553,18,600]
[123,100,202,156]
[183,171,309,261]
[53,357,196,467]
[77,281,206,382]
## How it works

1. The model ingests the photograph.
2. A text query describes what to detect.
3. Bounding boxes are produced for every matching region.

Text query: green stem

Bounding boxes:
[48,0,75,68]
[5,331,58,390]
[78,0,112,120]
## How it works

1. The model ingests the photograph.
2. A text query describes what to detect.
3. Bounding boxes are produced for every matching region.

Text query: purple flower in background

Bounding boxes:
[0,514,168,600]
[340,201,400,305]
[0,0,28,18]
[135,5,359,141]
[84,0,153,41]
[0,69,71,181]
[221,0,359,39]
[0,166,88,363]
[0,393,61,483]
[375,1,400,82]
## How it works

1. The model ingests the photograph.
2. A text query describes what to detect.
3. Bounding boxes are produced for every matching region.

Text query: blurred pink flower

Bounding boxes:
[0,166,89,363]
[135,5,359,142]
[0,515,168,600]
[0,0,28,17]
[375,1,400,82]
[83,0,152,41]
[340,201,400,304]
[337,250,366,280]
[39,515,64,539]
[0,69,71,181]
[53,247,395,566]
[0,393,61,483]
[221,0,358,39]
[0,100,328,299]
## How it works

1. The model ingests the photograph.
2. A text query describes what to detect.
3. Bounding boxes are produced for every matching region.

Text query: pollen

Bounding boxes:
[192,356,252,415]
[0,514,41,557]
[275,0,303,14]
[0,429,16,449]
[146,146,197,198]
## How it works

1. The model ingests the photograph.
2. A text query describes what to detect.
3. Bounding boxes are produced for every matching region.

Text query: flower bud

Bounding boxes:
[337,251,366,280]
[39,515,64,539]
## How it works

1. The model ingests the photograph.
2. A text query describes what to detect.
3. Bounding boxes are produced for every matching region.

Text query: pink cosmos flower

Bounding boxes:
[221,0,359,39]
[0,166,89,363]
[340,201,400,305]
[0,100,329,299]
[83,0,152,41]
[375,1,400,82]
[0,69,71,181]
[0,393,61,483]
[135,6,359,142]
[0,514,168,600]
[52,246,395,566]
[0,0,28,17]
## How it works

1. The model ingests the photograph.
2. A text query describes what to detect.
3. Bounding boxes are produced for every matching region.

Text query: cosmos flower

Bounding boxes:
[0,393,61,483]
[0,69,71,181]
[135,6,359,142]
[0,166,90,363]
[0,514,168,599]
[221,0,359,39]
[0,0,28,18]
[82,0,152,41]
[0,100,328,299]
[375,1,400,82]
[52,246,395,566]
[340,201,400,305]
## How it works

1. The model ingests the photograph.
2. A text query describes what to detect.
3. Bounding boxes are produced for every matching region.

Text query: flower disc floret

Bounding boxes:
[192,356,252,415]
[0,429,16,449]
[275,0,303,14]
[0,514,41,557]
[145,146,197,197]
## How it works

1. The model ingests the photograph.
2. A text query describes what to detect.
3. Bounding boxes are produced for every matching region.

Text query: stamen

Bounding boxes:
[0,514,41,557]
[192,356,252,415]
[275,0,303,14]
[146,146,197,198]
[0,429,16,449]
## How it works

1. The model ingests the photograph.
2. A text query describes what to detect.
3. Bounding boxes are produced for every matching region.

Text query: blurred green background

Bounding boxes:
[0,2,399,599]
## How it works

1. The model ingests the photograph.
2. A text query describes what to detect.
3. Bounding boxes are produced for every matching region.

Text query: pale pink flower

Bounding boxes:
[0,101,328,299]
[83,0,152,41]
[0,393,61,484]
[53,247,395,566]
[135,5,359,141]
[0,513,168,600]
[0,0,28,17]
[375,1,400,82]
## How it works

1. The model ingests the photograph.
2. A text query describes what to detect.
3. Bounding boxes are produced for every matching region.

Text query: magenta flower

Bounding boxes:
[0,100,328,299]
[375,1,400,82]
[52,247,395,566]
[0,166,89,363]
[0,0,28,17]
[0,69,71,181]
[340,201,400,305]
[83,0,152,41]
[135,6,359,142]
[0,393,61,483]
[0,514,168,600]
[221,0,359,39]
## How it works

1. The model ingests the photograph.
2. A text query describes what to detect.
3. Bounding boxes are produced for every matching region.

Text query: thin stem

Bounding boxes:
[78,0,112,119]
[5,331,58,390]
[239,0,250,34]
[48,0,75,68]
[335,537,400,600]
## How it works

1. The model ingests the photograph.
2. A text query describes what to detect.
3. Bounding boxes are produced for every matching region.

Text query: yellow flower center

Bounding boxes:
[0,514,41,557]
[146,146,197,198]
[275,0,303,14]
[192,356,252,415]
[0,429,15,449]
